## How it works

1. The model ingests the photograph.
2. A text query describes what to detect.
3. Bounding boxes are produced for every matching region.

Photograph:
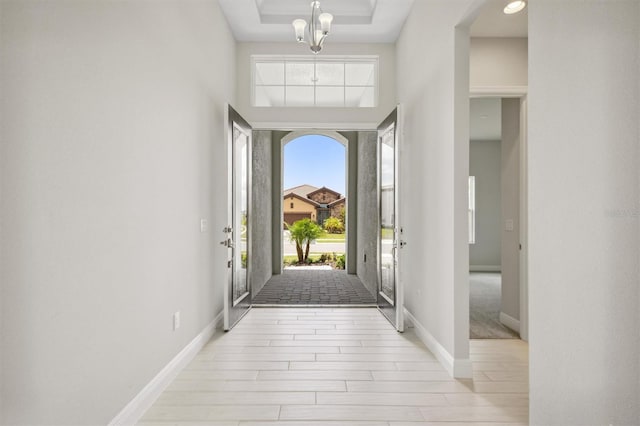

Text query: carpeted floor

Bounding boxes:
[253,269,376,305]
[470,272,519,339]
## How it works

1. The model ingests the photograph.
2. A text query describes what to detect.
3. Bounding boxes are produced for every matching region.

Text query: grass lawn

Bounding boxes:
[316,232,346,242]
[381,227,394,239]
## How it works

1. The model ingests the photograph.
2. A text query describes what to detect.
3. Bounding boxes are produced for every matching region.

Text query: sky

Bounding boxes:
[284,135,346,195]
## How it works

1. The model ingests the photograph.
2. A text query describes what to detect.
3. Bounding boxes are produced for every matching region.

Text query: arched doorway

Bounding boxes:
[282,133,347,270]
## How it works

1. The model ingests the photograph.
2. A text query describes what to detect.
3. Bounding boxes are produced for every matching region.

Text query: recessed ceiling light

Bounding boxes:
[504,0,526,14]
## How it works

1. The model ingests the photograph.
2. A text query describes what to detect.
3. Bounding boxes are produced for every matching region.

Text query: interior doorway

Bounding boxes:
[468,96,525,339]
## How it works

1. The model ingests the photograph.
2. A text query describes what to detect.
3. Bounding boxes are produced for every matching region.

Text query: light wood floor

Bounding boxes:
[138,308,529,425]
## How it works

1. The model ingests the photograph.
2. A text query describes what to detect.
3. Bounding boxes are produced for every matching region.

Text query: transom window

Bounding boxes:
[252,55,378,108]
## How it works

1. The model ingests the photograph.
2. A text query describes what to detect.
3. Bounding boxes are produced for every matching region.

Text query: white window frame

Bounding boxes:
[251,55,379,108]
[468,176,476,244]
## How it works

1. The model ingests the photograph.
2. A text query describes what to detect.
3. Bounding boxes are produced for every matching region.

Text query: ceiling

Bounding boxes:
[218,0,414,43]
[218,0,527,43]
[470,98,501,141]
[470,0,528,37]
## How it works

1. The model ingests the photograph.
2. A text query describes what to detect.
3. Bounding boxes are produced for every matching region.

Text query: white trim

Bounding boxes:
[404,308,472,379]
[499,311,521,333]
[470,86,528,98]
[109,311,223,426]
[252,122,378,131]
[469,265,501,272]
[281,130,348,147]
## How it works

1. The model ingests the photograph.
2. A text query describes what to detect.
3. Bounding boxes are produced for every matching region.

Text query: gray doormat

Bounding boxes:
[253,270,375,305]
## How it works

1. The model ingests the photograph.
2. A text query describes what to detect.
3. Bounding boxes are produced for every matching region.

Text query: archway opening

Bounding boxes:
[282,134,346,270]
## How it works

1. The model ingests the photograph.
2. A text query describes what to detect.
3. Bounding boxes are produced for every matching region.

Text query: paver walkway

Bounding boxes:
[253,270,376,305]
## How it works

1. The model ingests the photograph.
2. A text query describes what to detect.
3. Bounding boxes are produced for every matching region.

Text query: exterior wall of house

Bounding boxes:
[251,130,273,297]
[283,195,317,223]
[329,199,346,218]
[357,131,378,296]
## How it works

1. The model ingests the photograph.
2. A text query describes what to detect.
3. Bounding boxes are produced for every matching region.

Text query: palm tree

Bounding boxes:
[286,218,323,263]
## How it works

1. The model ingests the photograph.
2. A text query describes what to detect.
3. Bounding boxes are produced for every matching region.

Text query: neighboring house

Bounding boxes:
[283,192,319,226]
[328,198,345,219]
[283,184,345,228]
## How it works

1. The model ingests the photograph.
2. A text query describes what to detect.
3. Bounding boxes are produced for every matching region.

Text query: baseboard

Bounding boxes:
[499,311,520,333]
[404,308,472,379]
[109,310,223,426]
[469,265,501,272]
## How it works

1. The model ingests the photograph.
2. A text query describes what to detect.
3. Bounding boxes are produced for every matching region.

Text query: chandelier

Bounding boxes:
[292,1,334,54]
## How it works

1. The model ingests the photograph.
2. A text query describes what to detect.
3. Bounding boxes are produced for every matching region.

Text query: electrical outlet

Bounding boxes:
[200,219,208,233]
[173,311,180,331]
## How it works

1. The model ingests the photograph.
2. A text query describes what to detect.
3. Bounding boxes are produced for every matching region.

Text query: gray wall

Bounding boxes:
[469,140,502,270]
[500,99,520,323]
[340,131,358,275]
[529,0,639,424]
[0,1,236,424]
[357,131,379,296]
[251,131,273,295]
[271,131,289,274]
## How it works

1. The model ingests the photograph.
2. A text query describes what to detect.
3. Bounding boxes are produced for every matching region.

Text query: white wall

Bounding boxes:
[470,37,528,88]
[236,42,396,128]
[529,0,639,424]
[469,140,502,270]
[396,0,477,376]
[0,1,236,424]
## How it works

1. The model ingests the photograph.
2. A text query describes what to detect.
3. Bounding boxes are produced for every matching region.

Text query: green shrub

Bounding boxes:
[323,217,345,234]
[336,254,346,270]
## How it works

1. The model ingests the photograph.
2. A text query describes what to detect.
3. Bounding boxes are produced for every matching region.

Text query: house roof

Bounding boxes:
[284,192,321,208]
[328,198,346,207]
[307,186,342,199]
[283,184,319,199]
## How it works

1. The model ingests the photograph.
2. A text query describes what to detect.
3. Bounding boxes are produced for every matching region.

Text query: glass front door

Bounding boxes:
[377,107,403,331]
[224,105,252,330]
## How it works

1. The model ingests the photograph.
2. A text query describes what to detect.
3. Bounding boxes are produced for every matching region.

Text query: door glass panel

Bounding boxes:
[380,125,395,304]
[233,125,249,304]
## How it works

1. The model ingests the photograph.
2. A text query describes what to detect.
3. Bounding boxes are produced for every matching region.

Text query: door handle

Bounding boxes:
[219,238,234,248]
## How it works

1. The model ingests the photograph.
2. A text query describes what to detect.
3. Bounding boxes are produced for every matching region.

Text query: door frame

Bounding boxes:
[470,88,529,341]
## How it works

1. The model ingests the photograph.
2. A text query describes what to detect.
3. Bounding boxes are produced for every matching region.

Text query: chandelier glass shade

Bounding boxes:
[292,1,333,54]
